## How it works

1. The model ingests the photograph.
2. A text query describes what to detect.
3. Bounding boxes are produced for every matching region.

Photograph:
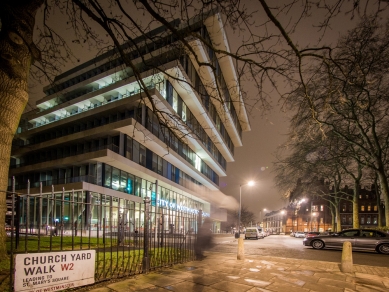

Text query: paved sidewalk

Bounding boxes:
[84,252,389,292]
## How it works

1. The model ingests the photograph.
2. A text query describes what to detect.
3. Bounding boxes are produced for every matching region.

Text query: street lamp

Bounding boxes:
[259,208,267,226]
[238,181,255,237]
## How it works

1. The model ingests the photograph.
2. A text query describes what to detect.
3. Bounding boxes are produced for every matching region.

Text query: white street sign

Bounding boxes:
[14,250,95,292]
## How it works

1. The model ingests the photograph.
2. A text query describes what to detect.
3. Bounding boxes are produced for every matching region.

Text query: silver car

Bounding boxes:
[294,231,306,238]
[303,229,389,254]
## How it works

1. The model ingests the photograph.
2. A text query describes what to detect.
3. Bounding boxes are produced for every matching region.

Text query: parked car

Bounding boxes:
[245,227,263,240]
[306,232,320,238]
[303,229,389,254]
[294,231,306,238]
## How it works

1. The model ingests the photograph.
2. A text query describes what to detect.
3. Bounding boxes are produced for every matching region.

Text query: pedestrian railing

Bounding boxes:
[7,180,200,291]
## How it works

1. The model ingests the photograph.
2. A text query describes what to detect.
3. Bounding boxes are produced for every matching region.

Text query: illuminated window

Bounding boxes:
[320,205,324,211]
[367,205,371,211]
[195,155,201,172]
[374,205,378,211]
[320,218,323,224]
[182,103,187,122]
[367,216,371,224]
[373,216,377,224]
[361,205,365,211]
[172,90,178,112]
[342,204,346,211]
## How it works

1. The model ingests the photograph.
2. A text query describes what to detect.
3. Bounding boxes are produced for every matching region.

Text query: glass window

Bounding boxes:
[373,216,377,224]
[112,167,120,190]
[126,174,134,194]
[141,179,147,198]
[126,136,133,160]
[361,230,375,237]
[342,204,346,212]
[182,103,187,122]
[132,140,139,164]
[104,164,112,188]
[367,216,371,224]
[195,155,201,171]
[367,205,371,211]
[171,165,176,182]
[361,216,365,224]
[361,205,365,211]
[134,176,141,197]
[348,216,352,224]
[377,231,386,237]
[139,144,146,167]
[320,205,324,211]
[341,230,359,237]
[172,90,178,112]
[374,205,378,211]
[163,160,168,178]
[120,171,127,192]
[152,152,158,172]
[157,156,163,175]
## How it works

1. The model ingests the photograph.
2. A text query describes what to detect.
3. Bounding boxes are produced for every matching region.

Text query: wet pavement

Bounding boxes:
[83,251,389,292]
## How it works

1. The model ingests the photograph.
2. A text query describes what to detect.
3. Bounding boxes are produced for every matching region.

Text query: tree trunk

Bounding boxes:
[0,1,43,260]
[377,170,389,227]
[335,205,341,232]
[353,183,359,228]
[329,206,336,231]
[377,192,383,228]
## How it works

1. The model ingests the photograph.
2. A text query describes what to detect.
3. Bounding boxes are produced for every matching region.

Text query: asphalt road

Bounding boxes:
[209,234,389,267]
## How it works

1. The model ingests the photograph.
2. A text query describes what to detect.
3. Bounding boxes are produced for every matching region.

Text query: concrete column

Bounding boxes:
[119,132,125,156]
[237,237,244,260]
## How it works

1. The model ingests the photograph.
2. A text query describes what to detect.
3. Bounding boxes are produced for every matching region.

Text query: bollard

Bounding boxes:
[341,241,353,273]
[237,237,245,260]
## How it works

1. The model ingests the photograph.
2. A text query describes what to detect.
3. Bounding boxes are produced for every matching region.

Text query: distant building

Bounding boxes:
[339,185,381,229]
[264,181,383,233]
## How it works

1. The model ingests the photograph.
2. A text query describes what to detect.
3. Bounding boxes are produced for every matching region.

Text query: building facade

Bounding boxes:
[339,185,382,230]
[264,184,382,234]
[8,12,250,232]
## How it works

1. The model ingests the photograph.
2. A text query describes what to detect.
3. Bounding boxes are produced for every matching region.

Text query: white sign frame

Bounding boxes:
[14,250,95,292]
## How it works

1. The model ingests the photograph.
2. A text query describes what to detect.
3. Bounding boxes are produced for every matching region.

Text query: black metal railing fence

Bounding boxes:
[8,180,200,290]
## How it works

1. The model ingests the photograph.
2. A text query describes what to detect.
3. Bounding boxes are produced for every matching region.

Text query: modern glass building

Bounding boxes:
[8,11,250,233]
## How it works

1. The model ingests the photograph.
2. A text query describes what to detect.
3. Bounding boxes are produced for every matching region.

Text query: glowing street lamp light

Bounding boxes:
[238,181,255,236]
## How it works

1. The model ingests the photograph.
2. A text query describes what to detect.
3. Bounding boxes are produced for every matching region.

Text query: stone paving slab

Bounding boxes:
[85,252,389,292]
[209,280,253,292]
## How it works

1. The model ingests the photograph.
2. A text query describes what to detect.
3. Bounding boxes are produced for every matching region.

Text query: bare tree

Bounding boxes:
[284,18,389,225]
[2,0,388,261]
